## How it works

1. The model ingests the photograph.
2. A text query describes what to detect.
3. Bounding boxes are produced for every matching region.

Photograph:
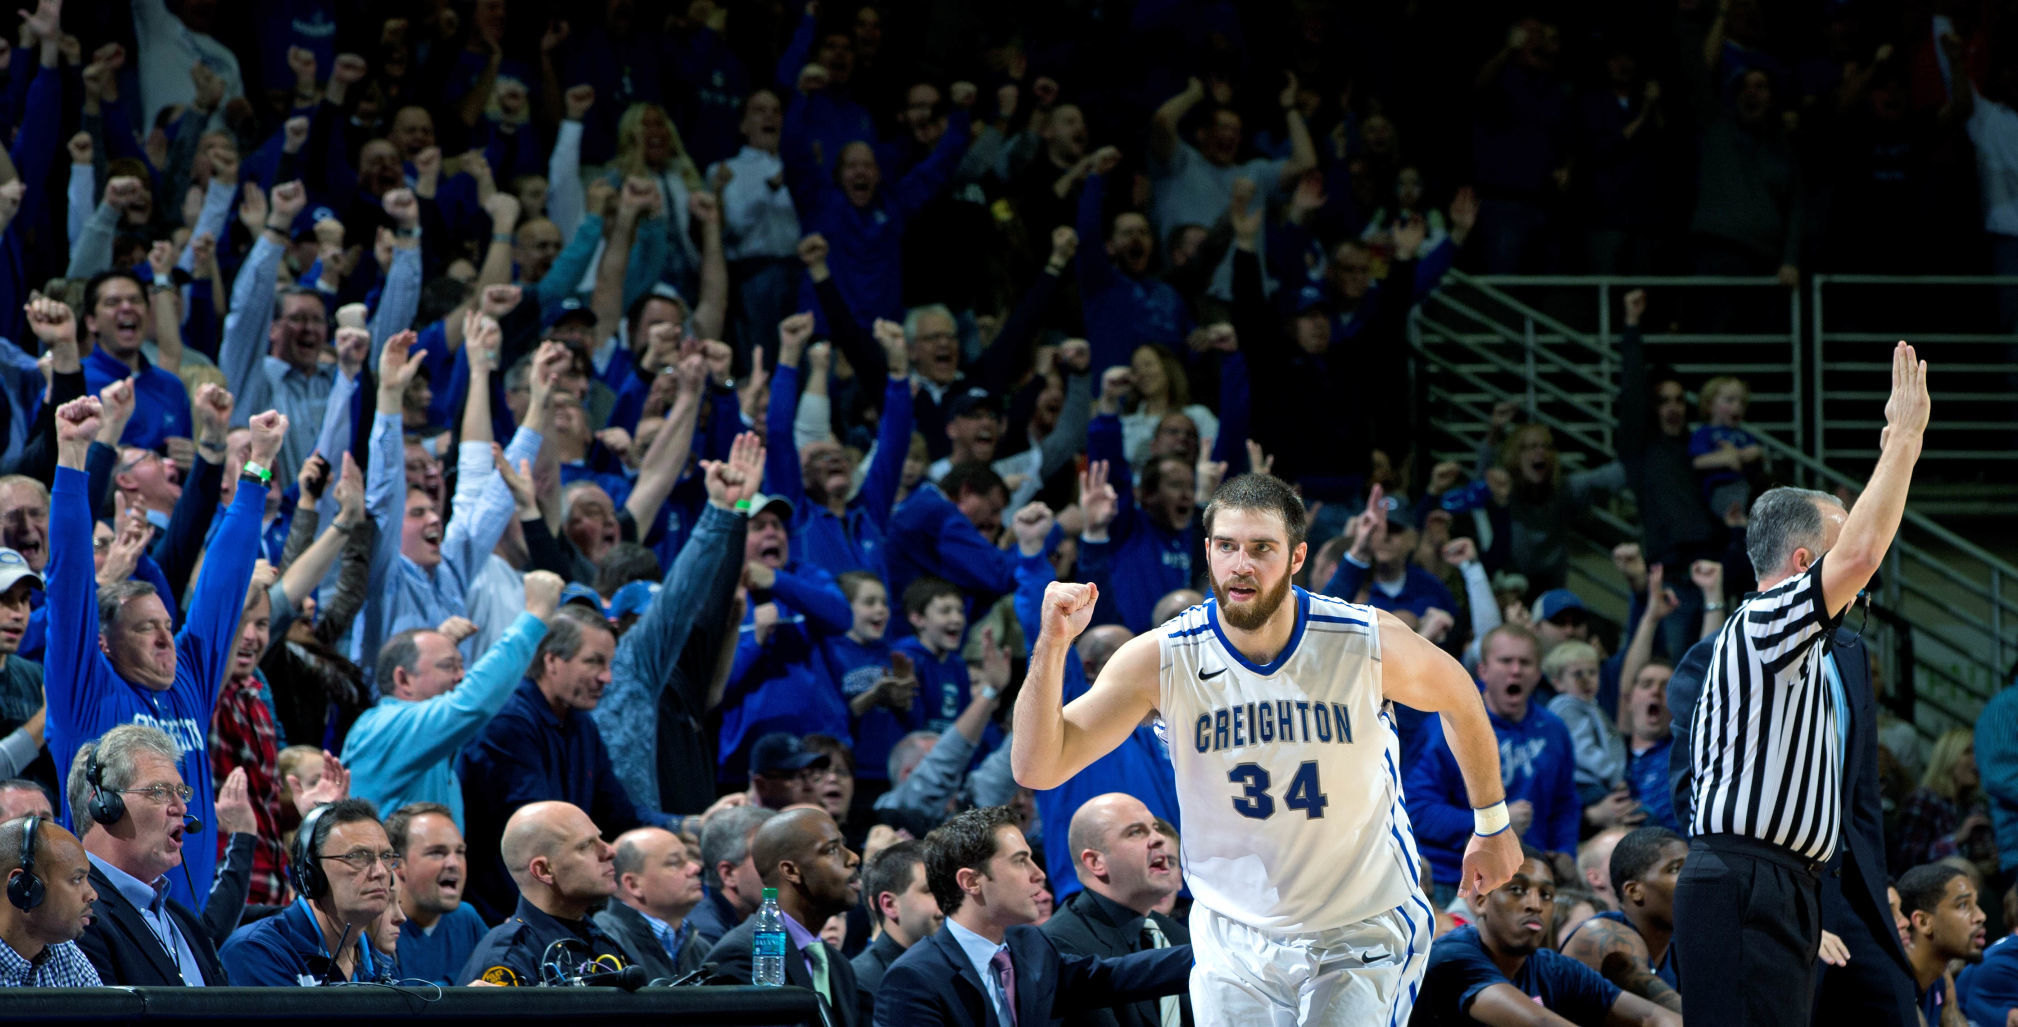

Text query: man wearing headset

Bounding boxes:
[458,800,632,986]
[71,725,229,986]
[0,813,101,986]
[219,798,396,985]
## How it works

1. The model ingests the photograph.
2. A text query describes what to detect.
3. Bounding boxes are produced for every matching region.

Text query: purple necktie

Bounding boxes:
[989,947,1019,1027]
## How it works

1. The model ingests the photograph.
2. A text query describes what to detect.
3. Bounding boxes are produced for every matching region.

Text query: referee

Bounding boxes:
[1671,342,1930,1026]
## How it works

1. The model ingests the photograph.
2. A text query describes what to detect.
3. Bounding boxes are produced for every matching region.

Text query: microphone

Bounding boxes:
[182,813,205,834]
[566,964,647,991]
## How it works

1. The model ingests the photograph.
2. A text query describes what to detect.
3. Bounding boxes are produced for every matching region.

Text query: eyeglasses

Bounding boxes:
[120,783,195,805]
[319,849,403,872]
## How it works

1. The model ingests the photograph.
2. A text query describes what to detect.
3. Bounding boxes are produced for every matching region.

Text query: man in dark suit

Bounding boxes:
[71,726,230,986]
[595,826,709,981]
[853,839,943,1001]
[1670,622,1919,1024]
[1043,793,1192,1027]
[875,805,1190,1027]
[707,808,867,1027]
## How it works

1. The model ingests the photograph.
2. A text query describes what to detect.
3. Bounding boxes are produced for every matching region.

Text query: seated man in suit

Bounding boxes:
[687,804,778,951]
[73,726,229,986]
[1044,793,1192,1027]
[706,807,865,1026]
[853,839,943,1000]
[0,815,103,986]
[459,801,631,985]
[875,805,1191,1027]
[595,826,708,981]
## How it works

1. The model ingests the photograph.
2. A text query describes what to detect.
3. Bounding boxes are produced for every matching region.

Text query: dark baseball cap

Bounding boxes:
[749,733,830,776]
[945,386,1001,421]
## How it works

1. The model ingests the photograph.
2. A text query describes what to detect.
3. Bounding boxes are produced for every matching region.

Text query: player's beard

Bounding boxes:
[1212,570,1291,631]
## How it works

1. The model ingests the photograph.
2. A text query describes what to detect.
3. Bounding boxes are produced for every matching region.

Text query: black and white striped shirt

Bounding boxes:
[1687,555,1846,860]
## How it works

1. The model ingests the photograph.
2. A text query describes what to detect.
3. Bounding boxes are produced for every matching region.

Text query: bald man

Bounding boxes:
[457,802,630,986]
[594,827,708,982]
[1043,793,1192,1027]
[1578,826,1631,911]
[1149,589,1205,627]
[0,815,102,986]
[706,808,867,1026]
[1075,625,1134,682]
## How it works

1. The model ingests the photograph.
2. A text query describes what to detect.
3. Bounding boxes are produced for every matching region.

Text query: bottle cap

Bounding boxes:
[763,887,778,899]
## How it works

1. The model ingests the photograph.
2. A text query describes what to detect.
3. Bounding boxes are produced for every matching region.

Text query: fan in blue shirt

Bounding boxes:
[1407,627,1580,896]
[821,572,918,785]
[385,802,490,987]
[1413,852,1677,1026]
[75,271,191,451]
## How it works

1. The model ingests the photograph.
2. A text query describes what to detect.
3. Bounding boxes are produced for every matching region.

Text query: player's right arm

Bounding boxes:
[1011,581,1158,790]
[1378,611,1521,898]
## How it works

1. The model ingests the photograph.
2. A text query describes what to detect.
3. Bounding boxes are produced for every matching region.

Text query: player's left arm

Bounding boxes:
[1377,610,1521,898]
[1561,918,1681,1014]
[1603,990,1682,1027]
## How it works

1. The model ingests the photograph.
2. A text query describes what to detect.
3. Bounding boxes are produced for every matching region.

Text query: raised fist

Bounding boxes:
[796,233,829,267]
[565,84,594,121]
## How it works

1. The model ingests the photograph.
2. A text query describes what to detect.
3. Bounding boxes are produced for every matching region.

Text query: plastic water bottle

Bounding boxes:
[753,887,787,986]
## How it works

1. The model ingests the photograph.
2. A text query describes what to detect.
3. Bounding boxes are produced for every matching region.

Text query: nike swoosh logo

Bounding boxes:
[1200,667,1226,680]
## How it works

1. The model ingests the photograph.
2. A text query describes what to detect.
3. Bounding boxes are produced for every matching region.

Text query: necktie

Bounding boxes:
[989,947,1019,1027]
[803,941,834,1006]
[1140,919,1183,1027]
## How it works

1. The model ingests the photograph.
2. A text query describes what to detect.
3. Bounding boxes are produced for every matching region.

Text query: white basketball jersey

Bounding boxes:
[1157,587,1423,934]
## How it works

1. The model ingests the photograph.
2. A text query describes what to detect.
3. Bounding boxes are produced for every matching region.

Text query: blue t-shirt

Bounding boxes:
[1405,703,1581,887]
[81,347,190,450]
[821,633,916,782]
[1687,424,1758,496]
[1959,933,2018,1027]
[1626,737,1682,832]
[1414,925,1621,1026]
[396,903,490,986]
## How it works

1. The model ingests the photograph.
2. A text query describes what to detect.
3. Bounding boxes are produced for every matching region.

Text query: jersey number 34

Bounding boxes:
[1228,761,1328,820]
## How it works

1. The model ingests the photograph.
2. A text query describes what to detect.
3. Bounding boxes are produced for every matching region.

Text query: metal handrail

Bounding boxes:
[1416,272,2017,717]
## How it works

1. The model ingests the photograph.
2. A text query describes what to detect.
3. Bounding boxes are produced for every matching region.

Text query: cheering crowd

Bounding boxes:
[0,0,2013,1024]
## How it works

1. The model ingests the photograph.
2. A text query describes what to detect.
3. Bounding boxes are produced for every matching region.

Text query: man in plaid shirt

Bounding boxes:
[0,815,103,987]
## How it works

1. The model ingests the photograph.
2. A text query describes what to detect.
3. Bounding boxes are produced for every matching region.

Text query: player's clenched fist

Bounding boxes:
[1040,581,1099,641]
[1458,825,1522,900]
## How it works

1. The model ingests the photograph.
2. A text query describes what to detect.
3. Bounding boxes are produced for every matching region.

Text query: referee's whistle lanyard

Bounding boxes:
[295,896,375,981]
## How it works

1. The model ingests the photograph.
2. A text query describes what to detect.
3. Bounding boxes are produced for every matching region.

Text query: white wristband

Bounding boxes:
[1474,801,1511,837]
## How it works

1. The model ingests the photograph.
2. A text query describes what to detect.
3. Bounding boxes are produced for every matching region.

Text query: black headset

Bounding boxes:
[84,747,126,826]
[291,804,333,901]
[7,815,42,911]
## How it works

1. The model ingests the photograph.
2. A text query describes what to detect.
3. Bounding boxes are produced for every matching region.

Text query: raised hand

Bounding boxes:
[703,431,766,509]
[334,452,365,524]
[246,410,288,468]
[268,178,306,221]
[777,311,815,365]
[95,379,135,442]
[524,570,565,620]
[1622,288,1647,327]
[688,190,720,228]
[436,616,479,644]
[55,395,100,445]
[1644,563,1680,620]
[797,233,829,270]
[1048,226,1078,269]
[1089,145,1121,177]
[483,190,521,233]
[1392,212,1428,260]
[464,311,502,376]
[1689,559,1724,607]
[1881,341,1929,449]
[382,187,419,231]
[1245,439,1273,477]
[214,767,256,836]
[66,130,90,165]
[871,318,907,376]
[190,382,233,444]
[495,451,537,517]
[104,176,145,213]
[1347,483,1388,561]
[24,292,76,347]
[1079,460,1118,535]
[1012,501,1054,556]
[978,626,1010,690]
[377,330,421,395]
[1441,537,1478,566]
[190,61,224,112]
[282,115,310,153]
[288,751,351,815]
[1039,581,1099,641]
[297,453,331,504]
[480,284,522,319]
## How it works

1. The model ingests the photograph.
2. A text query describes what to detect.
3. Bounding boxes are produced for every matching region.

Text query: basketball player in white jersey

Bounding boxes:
[1012,474,1522,1025]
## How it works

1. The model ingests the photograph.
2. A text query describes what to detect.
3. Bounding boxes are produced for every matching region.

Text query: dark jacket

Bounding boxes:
[457,895,631,987]
[706,914,866,1027]
[684,887,744,954]
[77,865,229,987]
[1041,889,1194,1027]
[850,932,908,1010]
[593,900,708,982]
[874,922,1191,1027]
[1670,626,1917,1024]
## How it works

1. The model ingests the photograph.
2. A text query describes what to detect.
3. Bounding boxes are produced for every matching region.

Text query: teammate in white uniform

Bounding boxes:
[1012,473,1522,1025]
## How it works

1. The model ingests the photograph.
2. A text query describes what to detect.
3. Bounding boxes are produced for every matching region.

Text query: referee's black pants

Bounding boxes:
[1672,833,1823,1026]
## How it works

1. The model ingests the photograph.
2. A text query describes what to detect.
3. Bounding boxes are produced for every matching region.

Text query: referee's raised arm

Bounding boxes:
[1815,342,1930,616]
